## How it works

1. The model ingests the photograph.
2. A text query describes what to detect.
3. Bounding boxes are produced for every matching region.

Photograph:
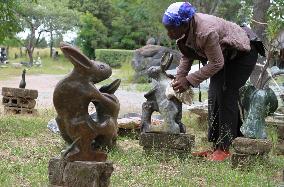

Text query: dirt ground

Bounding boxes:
[0,74,146,116]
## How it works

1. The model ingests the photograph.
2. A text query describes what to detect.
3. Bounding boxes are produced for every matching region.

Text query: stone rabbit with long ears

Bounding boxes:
[141,52,189,134]
[53,42,120,162]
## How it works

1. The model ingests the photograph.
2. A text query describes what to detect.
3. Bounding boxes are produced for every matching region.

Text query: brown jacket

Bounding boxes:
[176,13,251,87]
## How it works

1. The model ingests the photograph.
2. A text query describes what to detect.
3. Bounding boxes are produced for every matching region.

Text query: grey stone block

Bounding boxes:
[4,106,38,115]
[139,132,195,151]
[2,96,36,108]
[232,137,272,155]
[2,87,38,99]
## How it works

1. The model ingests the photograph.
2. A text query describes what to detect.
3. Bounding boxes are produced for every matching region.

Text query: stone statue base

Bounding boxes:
[265,117,284,155]
[48,157,113,187]
[139,132,195,158]
[1,87,38,115]
[231,137,272,169]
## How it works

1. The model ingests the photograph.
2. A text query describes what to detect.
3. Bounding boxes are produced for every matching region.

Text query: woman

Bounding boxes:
[162,2,259,161]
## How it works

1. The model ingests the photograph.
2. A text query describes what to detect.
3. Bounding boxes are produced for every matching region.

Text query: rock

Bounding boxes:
[49,157,113,187]
[2,87,38,99]
[146,37,156,45]
[276,140,284,155]
[117,117,163,130]
[131,45,181,82]
[47,118,60,133]
[122,113,141,118]
[231,153,266,169]
[232,137,272,155]
[265,117,284,140]
[139,132,195,151]
[2,96,36,108]
[117,117,141,129]
[11,63,23,68]
[4,106,38,115]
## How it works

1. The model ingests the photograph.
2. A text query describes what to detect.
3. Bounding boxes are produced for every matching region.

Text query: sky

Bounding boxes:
[17,28,77,43]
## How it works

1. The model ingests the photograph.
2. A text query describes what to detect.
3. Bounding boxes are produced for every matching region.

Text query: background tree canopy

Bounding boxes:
[1,0,283,60]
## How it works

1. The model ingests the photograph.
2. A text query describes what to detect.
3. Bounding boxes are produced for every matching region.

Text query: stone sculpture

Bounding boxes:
[239,84,278,139]
[141,52,189,134]
[19,69,26,88]
[53,42,120,162]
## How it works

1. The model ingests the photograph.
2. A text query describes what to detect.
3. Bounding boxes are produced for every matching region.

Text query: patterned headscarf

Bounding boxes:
[162,2,196,27]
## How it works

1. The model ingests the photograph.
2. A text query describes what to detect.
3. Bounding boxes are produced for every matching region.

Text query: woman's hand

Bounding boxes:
[171,76,191,93]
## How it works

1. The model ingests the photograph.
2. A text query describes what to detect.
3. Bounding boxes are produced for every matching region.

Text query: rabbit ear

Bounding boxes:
[161,52,173,72]
[60,42,91,70]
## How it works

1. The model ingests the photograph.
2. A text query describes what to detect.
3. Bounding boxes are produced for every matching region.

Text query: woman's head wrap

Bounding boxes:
[162,2,196,27]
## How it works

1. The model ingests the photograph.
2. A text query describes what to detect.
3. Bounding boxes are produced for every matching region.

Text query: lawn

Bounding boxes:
[0,110,283,186]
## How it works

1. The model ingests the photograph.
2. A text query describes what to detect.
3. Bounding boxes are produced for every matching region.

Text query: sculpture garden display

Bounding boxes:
[139,52,195,156]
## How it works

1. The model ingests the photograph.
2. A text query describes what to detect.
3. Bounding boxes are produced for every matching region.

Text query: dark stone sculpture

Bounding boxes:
[53,42,120,162]
[19,69,26,88]
[140,52,185,134]
[131,45,182,83]
[240,85,278,139]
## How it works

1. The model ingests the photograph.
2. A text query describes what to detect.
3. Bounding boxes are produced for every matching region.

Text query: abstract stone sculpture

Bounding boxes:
[240,85,278,139]
[53,42,120,162]
[140,52,188,134]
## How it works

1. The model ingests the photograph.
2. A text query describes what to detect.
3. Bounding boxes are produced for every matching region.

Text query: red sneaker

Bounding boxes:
[192,150,213,157]
[208,149,231,161]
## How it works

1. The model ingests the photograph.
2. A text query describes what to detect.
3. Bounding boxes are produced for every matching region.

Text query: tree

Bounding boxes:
[16,0,79,65]
[68,0,114,28]
[251,0,270,43]
[0,1,21,41]
[77,12,108,59]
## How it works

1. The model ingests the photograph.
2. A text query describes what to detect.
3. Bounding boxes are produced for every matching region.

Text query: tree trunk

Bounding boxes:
[251,0,270,43]
[50,31,53,58]
[27,26,36,66]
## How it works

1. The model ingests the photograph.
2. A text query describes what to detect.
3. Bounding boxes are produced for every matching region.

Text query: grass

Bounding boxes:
[0,56,73,80]
[0,110,283,186]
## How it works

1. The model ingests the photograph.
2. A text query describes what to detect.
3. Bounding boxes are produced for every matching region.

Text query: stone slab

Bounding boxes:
[48,157,113,187]
[231,153,267,169]
[4,106,38,115]
[265,117,284,140]
[232,137,272,155]
[2,96,36,108]
[276,141,284,155]
[139,132,195,151]
[2,87,38,99]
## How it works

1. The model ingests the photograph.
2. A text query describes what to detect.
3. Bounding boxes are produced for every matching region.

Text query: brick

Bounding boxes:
[2,87,38,99]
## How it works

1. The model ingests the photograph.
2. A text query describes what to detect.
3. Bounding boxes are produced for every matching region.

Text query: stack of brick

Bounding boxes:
[1,87,38,114]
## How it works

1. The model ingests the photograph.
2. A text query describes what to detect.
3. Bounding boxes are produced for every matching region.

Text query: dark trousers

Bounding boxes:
[208,44,258,150]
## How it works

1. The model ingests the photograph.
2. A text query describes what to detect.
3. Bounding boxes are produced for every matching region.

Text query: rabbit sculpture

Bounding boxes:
[53,42,120,162]
[141,52,188,134]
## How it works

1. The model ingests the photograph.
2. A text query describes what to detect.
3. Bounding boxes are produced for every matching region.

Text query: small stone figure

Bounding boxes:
[53,42,120,162]
[19,69,26,89]
[240,85,278,139]
[141,52,190,134]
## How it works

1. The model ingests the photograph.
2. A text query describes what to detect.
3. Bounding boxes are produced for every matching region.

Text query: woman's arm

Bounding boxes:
[186,31,224,87]
[176,55,194,78]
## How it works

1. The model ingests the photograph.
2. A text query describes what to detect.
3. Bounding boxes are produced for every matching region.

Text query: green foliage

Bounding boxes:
[68,0,114,28]
[96,49,134,68]
[77,12,108,59]
[267,0,284,43]
[0,0,21,41]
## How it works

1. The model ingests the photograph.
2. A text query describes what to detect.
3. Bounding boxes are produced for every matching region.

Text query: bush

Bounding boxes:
[96,49,134,68]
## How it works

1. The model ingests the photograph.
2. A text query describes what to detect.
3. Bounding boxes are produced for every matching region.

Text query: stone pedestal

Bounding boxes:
[139,132,195,157]
[1,87,38,115]
[231,137,272,169]
[265,117,284,155]
[48,157,113,187]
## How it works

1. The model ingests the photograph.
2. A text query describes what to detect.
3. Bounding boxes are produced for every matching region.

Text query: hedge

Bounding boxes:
[96,49,134,68]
